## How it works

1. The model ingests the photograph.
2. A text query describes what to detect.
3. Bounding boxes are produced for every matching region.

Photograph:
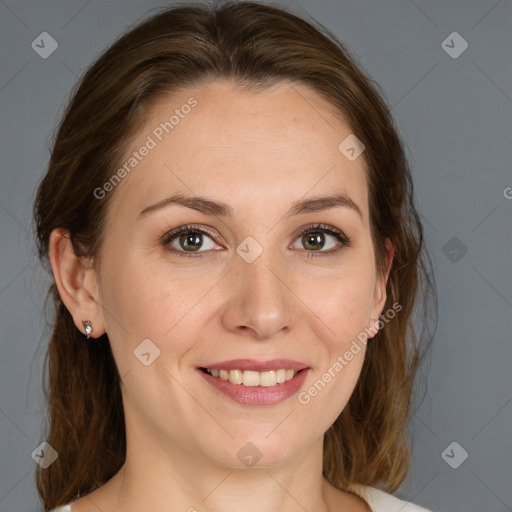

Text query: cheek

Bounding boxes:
[103,251,181,332]
[101,254,216,369]
[304,270,375,343]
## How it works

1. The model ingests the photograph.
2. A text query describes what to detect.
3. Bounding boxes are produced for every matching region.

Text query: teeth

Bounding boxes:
[205,368,299,386]
[229,369,243,385]
[276,369,286,384]
[259,371,276,387]
[243,370,260,387]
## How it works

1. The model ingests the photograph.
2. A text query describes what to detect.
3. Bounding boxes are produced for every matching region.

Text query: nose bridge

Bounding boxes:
[222,245,292,338]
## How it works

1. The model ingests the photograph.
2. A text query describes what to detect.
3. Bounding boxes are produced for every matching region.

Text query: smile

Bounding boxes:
[201,368,298,387]
[197,365,310,406]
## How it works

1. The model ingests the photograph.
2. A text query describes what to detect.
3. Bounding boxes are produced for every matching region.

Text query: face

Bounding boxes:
[92,79,391,469]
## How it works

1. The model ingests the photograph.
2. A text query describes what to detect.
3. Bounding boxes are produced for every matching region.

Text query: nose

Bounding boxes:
[220,253,292,340]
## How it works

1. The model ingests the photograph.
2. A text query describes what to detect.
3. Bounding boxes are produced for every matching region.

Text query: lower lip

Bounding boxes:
[197,368,310,406]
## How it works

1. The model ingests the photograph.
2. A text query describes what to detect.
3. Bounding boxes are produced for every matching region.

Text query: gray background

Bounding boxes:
[1,0,511,511]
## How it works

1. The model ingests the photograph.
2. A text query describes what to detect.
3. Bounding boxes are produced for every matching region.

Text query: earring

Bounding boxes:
[82,320,93,339]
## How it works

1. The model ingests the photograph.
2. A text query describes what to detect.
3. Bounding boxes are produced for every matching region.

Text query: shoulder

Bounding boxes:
[49,506,72,512]
[349,484,435,512]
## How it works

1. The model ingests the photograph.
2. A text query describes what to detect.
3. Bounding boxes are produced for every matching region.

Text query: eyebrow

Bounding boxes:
[137,193,363,221]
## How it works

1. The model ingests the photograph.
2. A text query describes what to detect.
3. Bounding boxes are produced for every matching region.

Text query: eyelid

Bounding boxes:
[161,223,220,245]
[293,223,345,240]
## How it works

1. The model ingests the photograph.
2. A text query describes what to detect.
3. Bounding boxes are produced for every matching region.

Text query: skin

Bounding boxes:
[50,79,394,512]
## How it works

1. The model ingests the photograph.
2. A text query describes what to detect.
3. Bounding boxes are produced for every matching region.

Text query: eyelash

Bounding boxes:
[161,223,352,259]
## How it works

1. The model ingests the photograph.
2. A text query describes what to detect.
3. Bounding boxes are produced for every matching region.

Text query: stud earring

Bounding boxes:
[82,320,93,339]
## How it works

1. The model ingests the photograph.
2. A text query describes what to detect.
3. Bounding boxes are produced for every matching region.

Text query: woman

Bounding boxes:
[34,1,437,511]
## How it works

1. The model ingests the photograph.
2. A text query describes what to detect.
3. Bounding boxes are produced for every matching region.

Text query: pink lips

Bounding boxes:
[196,359,310,406]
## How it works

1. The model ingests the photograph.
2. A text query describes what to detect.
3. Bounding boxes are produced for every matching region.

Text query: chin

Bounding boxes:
[205,429,309,470]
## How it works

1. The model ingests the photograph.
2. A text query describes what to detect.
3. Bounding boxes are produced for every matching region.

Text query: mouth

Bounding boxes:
[196,359,310,406]
[199,367,303,387]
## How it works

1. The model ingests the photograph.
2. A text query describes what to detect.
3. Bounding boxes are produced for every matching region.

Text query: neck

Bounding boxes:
[111,434,333,512]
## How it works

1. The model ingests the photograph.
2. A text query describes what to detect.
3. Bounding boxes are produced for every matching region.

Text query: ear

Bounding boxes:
[48,228,106,339]
[368,237,394,337]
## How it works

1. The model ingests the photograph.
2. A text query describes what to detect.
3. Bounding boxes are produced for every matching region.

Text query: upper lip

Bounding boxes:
[197,359,310,372]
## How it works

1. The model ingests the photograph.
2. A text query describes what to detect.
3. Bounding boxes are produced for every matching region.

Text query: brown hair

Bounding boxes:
[33,1,437,509]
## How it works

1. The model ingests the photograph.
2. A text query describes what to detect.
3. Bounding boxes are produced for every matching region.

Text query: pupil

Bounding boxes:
[304,232,324,251]
[181,232,202,251]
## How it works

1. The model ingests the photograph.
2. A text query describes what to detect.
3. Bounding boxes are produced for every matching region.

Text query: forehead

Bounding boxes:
[106,79,369,225]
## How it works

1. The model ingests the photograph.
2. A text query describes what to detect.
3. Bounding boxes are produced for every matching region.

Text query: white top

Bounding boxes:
[49,484,434,511]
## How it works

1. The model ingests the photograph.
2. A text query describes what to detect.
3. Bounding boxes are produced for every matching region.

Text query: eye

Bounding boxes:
[161,223,351,259]
[290,224,351,257]
[161,224,221,257]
